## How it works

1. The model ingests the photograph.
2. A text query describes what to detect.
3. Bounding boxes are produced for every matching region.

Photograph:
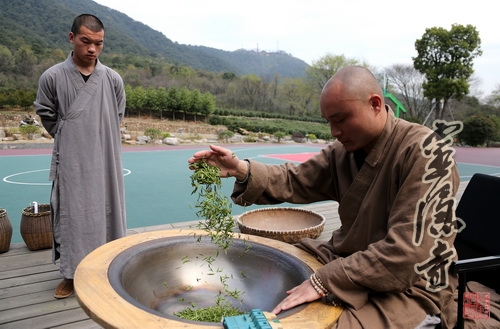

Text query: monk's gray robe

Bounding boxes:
[35,53,126,279]
[232,109,460,329]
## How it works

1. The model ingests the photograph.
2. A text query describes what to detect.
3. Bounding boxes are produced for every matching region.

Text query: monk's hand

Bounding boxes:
[272,279,322,315]
[188,144,248,180]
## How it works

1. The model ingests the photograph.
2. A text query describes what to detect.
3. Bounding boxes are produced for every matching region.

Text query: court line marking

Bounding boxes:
[3,168,132,185]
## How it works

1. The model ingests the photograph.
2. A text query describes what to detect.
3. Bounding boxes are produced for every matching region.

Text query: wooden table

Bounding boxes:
[75,229,343,328]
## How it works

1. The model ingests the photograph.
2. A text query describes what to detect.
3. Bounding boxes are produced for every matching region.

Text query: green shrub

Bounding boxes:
[144,127,162,140]
[243,136,256,143]
[218,130,234,142]
[459,114,497,147]
[6,127,19,136]
[488,115,500,142]
[208,116,330,139]
[19,125,39,135]
[273,131,286,143]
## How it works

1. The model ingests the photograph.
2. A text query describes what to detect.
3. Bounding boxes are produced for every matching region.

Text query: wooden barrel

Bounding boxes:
[20,204,52,251]
[0,209,12,253]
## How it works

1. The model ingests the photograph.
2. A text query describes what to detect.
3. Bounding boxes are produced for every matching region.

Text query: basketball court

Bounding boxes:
[1,143,499,244]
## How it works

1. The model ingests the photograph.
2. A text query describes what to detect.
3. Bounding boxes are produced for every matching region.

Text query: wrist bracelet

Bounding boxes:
[310,273,343,306]
[236,159,251,184]
[310,273,328,297]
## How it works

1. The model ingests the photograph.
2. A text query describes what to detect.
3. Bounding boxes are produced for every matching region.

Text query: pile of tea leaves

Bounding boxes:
[174,303,244,322]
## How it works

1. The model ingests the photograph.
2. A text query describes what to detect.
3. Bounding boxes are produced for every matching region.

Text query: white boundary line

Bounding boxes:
[2,168,132,185]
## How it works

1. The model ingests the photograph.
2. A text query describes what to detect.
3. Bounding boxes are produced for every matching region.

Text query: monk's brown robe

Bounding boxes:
[232,108,460,329]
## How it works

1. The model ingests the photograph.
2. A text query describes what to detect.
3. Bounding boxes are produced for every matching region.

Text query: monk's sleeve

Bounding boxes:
[316,138,460,310]
[112,71,126,122]
[231,146,339,206]
[34,71,58,137]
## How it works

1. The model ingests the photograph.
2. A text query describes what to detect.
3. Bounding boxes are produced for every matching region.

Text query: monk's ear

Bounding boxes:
[369,94,383,113]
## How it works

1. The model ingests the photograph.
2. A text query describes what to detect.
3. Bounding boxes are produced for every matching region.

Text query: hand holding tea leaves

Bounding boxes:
[188,144,249,182]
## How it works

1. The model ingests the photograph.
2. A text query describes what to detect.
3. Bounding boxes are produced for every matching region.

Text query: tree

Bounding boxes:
[178,87,192,121]
[14,45,37,76]
[239,74,262,111]
[304,54,374,115]
[199,92,216,118]
[187,89,201,121]
[459,114,497,146]
[126,85,148,117]
[279,78,313,117]
[0,45,13,73]
[384,64,431,121]
[166,87,181,120]
[221,72,237,81]
[486,84,500,107]
[306,54,365,95]
[413,24,482,120]
[151,87,168,119]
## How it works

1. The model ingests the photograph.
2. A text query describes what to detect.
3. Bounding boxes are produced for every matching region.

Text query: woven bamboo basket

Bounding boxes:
[0,208,13,253]
[20,204,52,251]
[237,207,326,244]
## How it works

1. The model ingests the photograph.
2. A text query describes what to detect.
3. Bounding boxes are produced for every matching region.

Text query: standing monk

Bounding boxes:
[35,14,127,299]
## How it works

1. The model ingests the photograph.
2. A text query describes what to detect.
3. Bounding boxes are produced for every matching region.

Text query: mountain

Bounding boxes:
[0,0,308,78]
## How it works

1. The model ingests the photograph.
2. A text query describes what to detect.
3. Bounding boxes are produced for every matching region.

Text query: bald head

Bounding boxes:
[320,66,387,152]
[323,66,384,103]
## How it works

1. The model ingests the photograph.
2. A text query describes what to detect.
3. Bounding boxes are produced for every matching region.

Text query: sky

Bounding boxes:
[93,0,499,97]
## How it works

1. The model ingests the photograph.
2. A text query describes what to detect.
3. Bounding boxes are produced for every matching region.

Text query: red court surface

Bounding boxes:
[262,152,318,162]
[453,147,500,167]
[257,146,500,168]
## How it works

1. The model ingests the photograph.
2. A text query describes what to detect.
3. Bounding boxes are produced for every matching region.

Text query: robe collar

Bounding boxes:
[65,51,103,76]
[364,105,399,168]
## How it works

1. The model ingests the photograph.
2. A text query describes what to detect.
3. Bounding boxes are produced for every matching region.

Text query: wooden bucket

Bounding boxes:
[20,204,52,251]
[0,209,12,253]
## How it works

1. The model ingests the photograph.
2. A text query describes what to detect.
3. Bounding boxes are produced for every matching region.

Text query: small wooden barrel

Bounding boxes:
[20,204,52,251]
[0,209,13,253]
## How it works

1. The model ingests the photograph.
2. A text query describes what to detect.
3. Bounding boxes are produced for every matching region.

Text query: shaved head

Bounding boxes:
[323,66,384,103]
[320,66,387,152]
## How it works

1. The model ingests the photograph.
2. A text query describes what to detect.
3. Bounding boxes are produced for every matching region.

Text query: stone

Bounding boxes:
[136,136,151,144]
[163,137,179,145]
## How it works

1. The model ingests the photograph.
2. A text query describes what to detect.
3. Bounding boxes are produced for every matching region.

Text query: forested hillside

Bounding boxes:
[0,0,308,78]
[1,0,499,146]
[0,0,325,123]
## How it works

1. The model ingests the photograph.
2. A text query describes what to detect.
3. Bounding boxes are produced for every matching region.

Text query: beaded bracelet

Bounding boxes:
[310,273,344,307]
[310,273,329,297]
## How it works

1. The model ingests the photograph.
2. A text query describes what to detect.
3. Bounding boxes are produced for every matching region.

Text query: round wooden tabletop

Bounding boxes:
[75,229,343,328]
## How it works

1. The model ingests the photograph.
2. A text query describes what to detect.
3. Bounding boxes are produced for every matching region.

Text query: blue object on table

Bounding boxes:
[223,309,279,329]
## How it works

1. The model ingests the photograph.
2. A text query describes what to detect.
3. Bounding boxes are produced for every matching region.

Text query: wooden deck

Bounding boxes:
[0,182,467,329]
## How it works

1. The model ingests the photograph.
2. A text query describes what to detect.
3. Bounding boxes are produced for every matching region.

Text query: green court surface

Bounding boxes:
[1,144,499,244]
